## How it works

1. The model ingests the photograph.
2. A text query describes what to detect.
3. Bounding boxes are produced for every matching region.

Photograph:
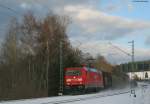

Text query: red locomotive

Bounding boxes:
[64,66,112,93]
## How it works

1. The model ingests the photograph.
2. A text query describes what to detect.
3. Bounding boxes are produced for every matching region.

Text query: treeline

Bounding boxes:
[94,55,113,72]
[118,60,150,72]
[0,12,83,100]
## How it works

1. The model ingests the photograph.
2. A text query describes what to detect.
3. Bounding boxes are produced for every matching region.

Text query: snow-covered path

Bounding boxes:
[0,82,149,104]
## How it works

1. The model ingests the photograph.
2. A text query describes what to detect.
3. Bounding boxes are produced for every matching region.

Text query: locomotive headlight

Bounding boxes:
[66,79,71,82]
[67,83,70,85]
[77,78,83,81]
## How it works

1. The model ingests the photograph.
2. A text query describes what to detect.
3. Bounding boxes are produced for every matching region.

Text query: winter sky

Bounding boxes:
[0,0,150,64]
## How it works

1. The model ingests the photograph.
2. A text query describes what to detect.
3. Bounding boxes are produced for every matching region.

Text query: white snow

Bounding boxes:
[0,82,150,104]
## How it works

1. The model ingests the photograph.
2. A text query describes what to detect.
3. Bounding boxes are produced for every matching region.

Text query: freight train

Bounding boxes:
[64,66,112,94]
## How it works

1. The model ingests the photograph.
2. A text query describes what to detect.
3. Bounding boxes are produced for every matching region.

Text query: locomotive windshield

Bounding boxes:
[65,70,81,76]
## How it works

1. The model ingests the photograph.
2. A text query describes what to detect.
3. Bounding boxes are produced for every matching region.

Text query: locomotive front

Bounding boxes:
[64,68,86,93]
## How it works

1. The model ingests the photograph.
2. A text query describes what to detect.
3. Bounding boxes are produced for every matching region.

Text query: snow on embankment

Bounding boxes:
[0,83,150,104]
[0,88,130,104]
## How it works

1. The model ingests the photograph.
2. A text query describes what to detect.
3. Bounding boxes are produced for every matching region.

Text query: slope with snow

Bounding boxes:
[0,82,149,104]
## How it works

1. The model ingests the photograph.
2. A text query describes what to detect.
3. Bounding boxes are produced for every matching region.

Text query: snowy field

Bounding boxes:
[0,82,149,104]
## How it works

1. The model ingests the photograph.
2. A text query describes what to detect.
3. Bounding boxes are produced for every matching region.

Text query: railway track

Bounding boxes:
[41,90,130,104]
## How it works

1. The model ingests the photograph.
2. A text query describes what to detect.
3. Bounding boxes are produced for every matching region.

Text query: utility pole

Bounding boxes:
[59,41,63,95]
[128,40,134,76]
[128,40,136,98]
[46,41,49,96]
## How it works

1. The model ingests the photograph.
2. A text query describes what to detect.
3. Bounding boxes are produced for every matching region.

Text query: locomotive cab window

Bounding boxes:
[65,70,81,76]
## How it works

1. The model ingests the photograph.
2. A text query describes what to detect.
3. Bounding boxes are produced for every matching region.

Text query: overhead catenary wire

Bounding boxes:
[0,4,21,15]
[0,3,23,36]
[108,42,131,56]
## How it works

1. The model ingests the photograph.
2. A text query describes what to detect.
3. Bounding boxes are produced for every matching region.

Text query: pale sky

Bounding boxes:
[0,0,150,64]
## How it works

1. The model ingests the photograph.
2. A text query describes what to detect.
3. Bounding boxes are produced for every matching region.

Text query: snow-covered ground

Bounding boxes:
[0,82,150,104]
[72,83,150,104]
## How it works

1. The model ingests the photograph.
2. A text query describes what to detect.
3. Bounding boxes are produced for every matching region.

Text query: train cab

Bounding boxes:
[64,66,104,93]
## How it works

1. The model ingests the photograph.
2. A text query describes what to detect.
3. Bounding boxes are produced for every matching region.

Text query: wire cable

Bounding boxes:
[0,4,20,15]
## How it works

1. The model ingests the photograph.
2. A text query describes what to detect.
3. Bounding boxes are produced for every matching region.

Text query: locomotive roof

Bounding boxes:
[85,67,97,72]
[65,67,102,73]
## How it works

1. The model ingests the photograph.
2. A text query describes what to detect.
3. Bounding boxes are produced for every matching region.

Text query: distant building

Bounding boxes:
[127,71,150,80]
